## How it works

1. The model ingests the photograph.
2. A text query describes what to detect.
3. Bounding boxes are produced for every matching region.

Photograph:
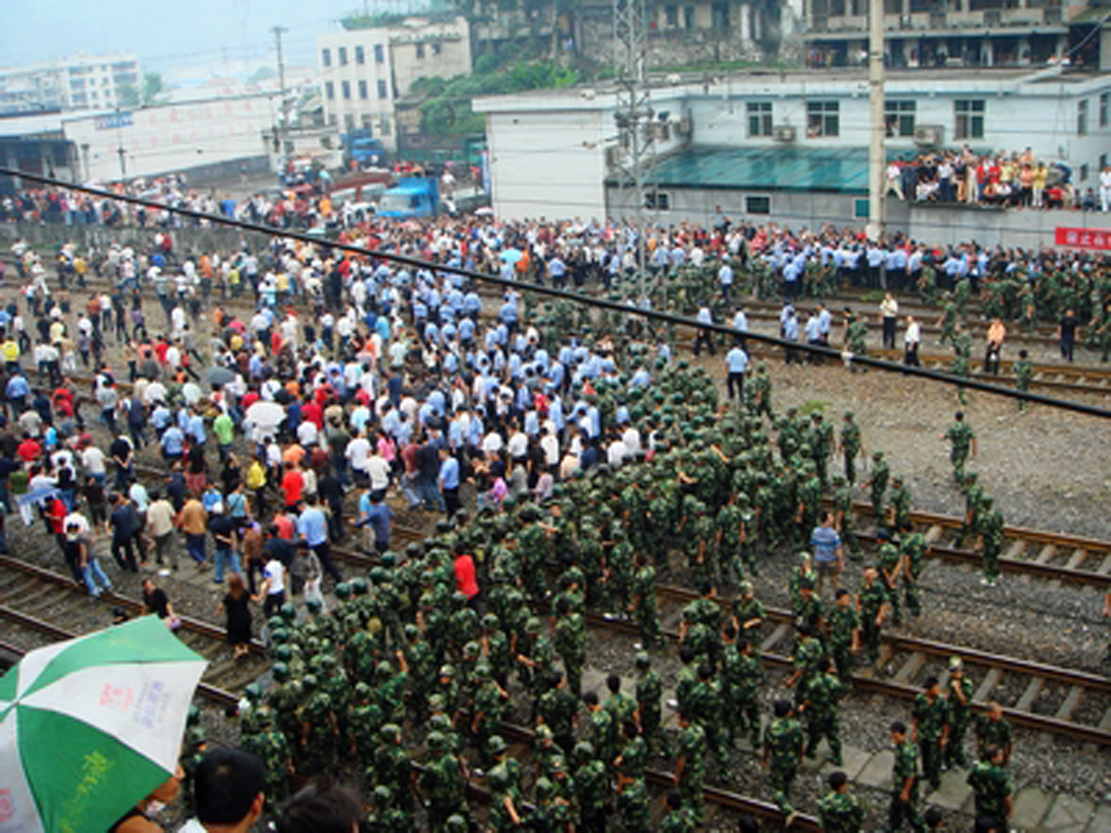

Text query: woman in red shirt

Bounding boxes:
[454,548,479,608]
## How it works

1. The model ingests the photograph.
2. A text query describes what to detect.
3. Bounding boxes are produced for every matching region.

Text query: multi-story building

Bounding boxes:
[801,0,1106,70]
[0,53,141,115]
[317,13,472,152]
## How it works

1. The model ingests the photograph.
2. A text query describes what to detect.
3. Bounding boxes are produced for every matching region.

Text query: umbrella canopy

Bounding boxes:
[245,400,285,431]
[499,248,524,264]
[205,366,235,387]
[0,616,207,833]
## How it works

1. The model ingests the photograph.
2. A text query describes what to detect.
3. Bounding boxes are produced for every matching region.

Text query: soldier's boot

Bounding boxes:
[905,585,922,618]
[828,737,843,767]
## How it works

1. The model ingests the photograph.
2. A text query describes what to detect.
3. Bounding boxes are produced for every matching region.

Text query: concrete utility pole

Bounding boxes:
[273,25,289,159]
[613,0,653,299]
[866,0,885,240]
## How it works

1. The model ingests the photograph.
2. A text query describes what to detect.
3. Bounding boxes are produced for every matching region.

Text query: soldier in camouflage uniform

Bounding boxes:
[721,623,764,749]
[978,494,1005,587]
[888,476,912,532]
[937,294,958,347]
[537,670,579,755]
[574,740,611,833]
[974,702,1014,765]
[911,676,950,791]
[967,746,1012,827]
[631,554,662,648]
[180,706,207,813]
[818,770,865,833]
[732,580,766,650]
[1014,348,1034,411]
[801,656,846,765]
[951,329,972,404]
[634,652,665,756]
[889,721,926,833]
[945,656,974,768]
[839,411,863,485]
[486,736,524,832]
[616,770,651,832]
[675,711,707,815]
[420,730,469,828]
[552,596,586,698]
[899,524,927,618]
[471,664,510,765]
[861,451,890,518]
[298,675,338,776]
[660,789,700,833]
[859,567,891,665]
[583,691,617,766]
[877,536,904,627]
[828,588,861,682]
[366,785,411,832]
[688,662,729,766]
[958,472,985,548]
[943,411,977,484]
[762,699,804,821]
[372,724,414,814]
[832,475,863,562]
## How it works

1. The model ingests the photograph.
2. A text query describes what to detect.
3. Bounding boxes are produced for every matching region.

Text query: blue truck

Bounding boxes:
[376,177,441,219]
[342,131,388,169]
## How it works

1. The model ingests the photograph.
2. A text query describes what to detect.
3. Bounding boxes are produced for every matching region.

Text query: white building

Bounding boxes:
[63,93,279,182]
[317,13,472,151]
[0,54,141,115]
[475,68,1111,226]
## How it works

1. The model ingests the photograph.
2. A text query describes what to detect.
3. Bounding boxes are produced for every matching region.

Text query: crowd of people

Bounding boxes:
[884,148,1111,212]
[0,202,1034,832]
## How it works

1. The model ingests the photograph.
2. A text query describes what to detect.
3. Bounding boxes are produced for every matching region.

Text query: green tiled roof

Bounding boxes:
[638,146,872,194]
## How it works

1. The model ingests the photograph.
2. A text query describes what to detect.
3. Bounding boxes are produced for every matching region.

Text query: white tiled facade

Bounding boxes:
[0,54,140,115]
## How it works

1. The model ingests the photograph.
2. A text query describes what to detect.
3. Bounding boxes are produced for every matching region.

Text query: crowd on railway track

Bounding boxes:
[0,210,1042,832]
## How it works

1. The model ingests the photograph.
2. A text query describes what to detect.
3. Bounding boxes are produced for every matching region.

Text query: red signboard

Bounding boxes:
[1055,227,1111,251]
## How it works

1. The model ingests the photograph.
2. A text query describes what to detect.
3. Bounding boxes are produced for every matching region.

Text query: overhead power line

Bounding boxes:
[2,166,1110,421]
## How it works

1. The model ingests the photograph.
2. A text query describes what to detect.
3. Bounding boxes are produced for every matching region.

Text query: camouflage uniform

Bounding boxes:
[763,712,804,814]
[818,787,865,833]
[912,691,950,791]
[889,738,925,832]
[802,670,846,765]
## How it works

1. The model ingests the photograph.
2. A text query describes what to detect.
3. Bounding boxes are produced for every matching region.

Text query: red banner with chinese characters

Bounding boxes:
[1055,227,1111,250]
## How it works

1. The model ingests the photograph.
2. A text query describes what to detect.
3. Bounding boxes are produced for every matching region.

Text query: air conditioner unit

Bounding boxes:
[773,125,796,142]
[676,116,692,137]
[913,125,943,147]
[605,145,621,169]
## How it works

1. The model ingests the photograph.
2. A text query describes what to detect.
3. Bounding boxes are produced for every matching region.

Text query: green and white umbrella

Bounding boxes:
[0,616,208,833]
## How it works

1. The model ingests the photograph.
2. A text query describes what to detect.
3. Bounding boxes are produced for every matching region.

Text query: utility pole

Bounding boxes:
[866,0,885,241]
[114,106,127,178]
[273,25,289,163]
[613,0,653,301]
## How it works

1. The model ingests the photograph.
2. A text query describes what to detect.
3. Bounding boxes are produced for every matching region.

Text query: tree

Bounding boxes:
[141,72,165,106]
[117,84,141,107]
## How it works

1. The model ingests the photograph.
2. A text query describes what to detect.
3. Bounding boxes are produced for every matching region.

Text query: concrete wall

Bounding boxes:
[485,109,609,221]
[892,204,1111,249]
[389,17,472,98]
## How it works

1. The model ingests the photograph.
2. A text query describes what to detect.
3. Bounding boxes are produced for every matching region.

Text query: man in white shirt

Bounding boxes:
[904,315,921,367]
[345,430,371,483]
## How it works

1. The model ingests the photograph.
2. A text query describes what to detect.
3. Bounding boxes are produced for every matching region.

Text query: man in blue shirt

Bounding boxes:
[810,511,844,596]
[299,495,342,582]
[438,447,461,516]
[725,344,749,402]
[160,424,185,463]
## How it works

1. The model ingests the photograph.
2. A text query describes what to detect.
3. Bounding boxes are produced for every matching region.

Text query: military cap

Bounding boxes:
[427,731,448,751]
[635,651,651,669]
[272,662,290,681]
[280,603,297,622]
[351,577,369,595]
[244,683,262,701]
[439,664,455,678]
[380,723,402,741]
[267,615,285,632]
[445,815,468,832]
[354,682,371,699]
[306,598,323,613]
[435,520,453,534]
[488,735,507,755]
[334,582,352,600]
[302,674,318,690]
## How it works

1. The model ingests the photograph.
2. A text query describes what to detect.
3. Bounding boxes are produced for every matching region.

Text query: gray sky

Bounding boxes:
[0,0,425,80]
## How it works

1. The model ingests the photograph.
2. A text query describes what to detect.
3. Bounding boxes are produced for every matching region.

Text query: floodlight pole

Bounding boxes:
[867,0,885,241]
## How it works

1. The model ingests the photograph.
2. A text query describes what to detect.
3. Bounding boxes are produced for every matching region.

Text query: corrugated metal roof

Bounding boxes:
[640,146,871,194]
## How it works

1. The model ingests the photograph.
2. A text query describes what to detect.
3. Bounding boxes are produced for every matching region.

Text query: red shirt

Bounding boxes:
[47,498,66,535]
[154,341,169,364]
[302,401,323,428]
[280,469,304,507]
[16,438,41,462]
[242,390,260,411]
[454,554,479,598]
[273,513,295,539]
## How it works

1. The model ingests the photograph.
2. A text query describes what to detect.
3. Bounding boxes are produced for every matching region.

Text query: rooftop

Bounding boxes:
[628,146,872,194]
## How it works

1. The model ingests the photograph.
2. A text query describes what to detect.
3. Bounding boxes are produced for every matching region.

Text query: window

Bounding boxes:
[379,115,391,135]
[377,80,388,99]
[747,102,773,137]
[1100,93,1108,128]
[1101,153,1108,173]
[684,5,695,28]
[344,113,355,131]
[645,192,670,210]
[746,195,771,214]
[665,5,679,25]
[374,44,385,63]
[854,198,870,219]
[342,80,351,100]
[361,114,373,130]
[358,80,368,99]
[432,42,442,56]
[1078,99,1089,136]
[321,48,331,67]
[884,100,916,137]
[338,47,348,66]
[954,99,984,140]
[325,81,335,100]
[416,43,425,59]
[355,45,365,65]
[328,113,338,126]
[806,101,839,137]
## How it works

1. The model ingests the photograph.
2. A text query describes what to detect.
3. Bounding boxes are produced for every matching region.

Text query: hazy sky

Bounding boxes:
[1,0,425,80]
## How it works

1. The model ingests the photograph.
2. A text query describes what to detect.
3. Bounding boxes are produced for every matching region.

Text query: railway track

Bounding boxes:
[645,582,1111,747]
[0,554,257,707]
[847,501,1111,591]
